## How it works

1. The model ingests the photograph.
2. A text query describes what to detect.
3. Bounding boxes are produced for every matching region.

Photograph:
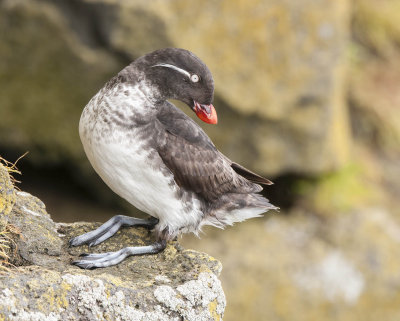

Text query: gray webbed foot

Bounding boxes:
[72,241,166,269]
[69,215,158,247]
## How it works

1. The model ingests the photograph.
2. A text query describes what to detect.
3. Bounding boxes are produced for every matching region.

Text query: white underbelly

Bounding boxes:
[80,132,203,233]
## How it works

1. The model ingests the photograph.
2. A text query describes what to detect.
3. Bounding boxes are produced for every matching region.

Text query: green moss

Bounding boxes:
[295,163,376,215]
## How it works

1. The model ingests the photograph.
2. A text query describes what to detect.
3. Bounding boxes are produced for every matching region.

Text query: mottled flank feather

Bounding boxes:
[203,193,277,229]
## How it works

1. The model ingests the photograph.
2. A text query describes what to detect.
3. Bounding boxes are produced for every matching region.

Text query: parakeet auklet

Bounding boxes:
[70,48,277,269]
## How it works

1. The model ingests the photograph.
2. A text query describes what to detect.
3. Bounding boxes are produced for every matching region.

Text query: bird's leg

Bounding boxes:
[69,215,158,247]
[72,240,167,269]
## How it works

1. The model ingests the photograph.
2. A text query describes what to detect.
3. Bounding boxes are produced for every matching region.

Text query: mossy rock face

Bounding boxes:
[183,208,400,321]
[349,0,400,203]
[350,0,400,152]
[0,168,225,320]
[0,0,121,165]
[352,0,400,58]
[141,0,352,174]
[349,0,400,158]
[1,0,350,177]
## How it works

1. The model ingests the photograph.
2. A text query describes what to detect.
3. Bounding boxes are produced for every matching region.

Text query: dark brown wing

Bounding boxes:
[231,162,273,185]
[156,103,261,202]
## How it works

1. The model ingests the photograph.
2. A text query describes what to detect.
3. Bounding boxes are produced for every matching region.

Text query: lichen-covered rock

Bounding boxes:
[0,164,225,320]
[0,268,225,321]
[7,190,63,267]
[0,0,351,177]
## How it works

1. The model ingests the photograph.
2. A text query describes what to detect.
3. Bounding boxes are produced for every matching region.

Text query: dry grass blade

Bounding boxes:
[0,152,28,185]
[0,224,21,274]
[0,154,26,274]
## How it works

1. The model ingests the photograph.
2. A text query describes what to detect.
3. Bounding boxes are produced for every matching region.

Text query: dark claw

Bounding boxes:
[69,237,82,247]
[147,217,159,226]
[88,240,100,247]
[72,260,96,270]
[79,253,89,257]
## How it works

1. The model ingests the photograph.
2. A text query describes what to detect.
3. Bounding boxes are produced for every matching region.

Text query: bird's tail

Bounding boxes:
[202,193,278,229]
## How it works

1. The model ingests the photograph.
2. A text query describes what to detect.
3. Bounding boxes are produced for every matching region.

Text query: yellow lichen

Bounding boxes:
[199,265,212,274]
[40,279,70,311]
[162,242,178,260]
[98,274,124,287]
[208,299,220,321]
[60,280,72,292]
[26,279,41,291]
[42,287,56,307]
[181,250,197,258]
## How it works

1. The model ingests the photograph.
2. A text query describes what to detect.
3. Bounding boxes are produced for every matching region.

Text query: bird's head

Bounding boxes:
[139,48,217,124]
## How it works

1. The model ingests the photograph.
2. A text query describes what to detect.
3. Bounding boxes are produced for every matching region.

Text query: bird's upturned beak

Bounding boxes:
[193,101,218,124]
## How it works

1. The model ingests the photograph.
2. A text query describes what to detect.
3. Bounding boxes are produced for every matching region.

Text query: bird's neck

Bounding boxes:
[91,71,162,127]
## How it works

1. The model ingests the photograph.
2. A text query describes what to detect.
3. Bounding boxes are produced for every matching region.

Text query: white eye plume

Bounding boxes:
[190,74,200,83]
[152,63,191,78]
[152,63,200,84]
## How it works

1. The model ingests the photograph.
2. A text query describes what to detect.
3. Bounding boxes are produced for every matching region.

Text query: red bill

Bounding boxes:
[193,101,218,124]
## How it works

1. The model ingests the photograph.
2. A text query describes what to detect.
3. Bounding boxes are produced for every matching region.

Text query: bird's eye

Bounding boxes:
[190,74,200,83]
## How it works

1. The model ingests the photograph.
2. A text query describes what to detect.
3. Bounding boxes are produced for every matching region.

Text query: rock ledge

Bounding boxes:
[0,163,225,321]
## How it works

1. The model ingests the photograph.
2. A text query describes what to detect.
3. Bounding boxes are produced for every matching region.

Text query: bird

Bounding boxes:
[69,48,277,269]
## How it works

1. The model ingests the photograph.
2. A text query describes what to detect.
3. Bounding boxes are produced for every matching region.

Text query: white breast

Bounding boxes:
[79,82,203,236]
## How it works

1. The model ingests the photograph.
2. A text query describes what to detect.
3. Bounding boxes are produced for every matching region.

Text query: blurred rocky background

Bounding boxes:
[1,0,399,320]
